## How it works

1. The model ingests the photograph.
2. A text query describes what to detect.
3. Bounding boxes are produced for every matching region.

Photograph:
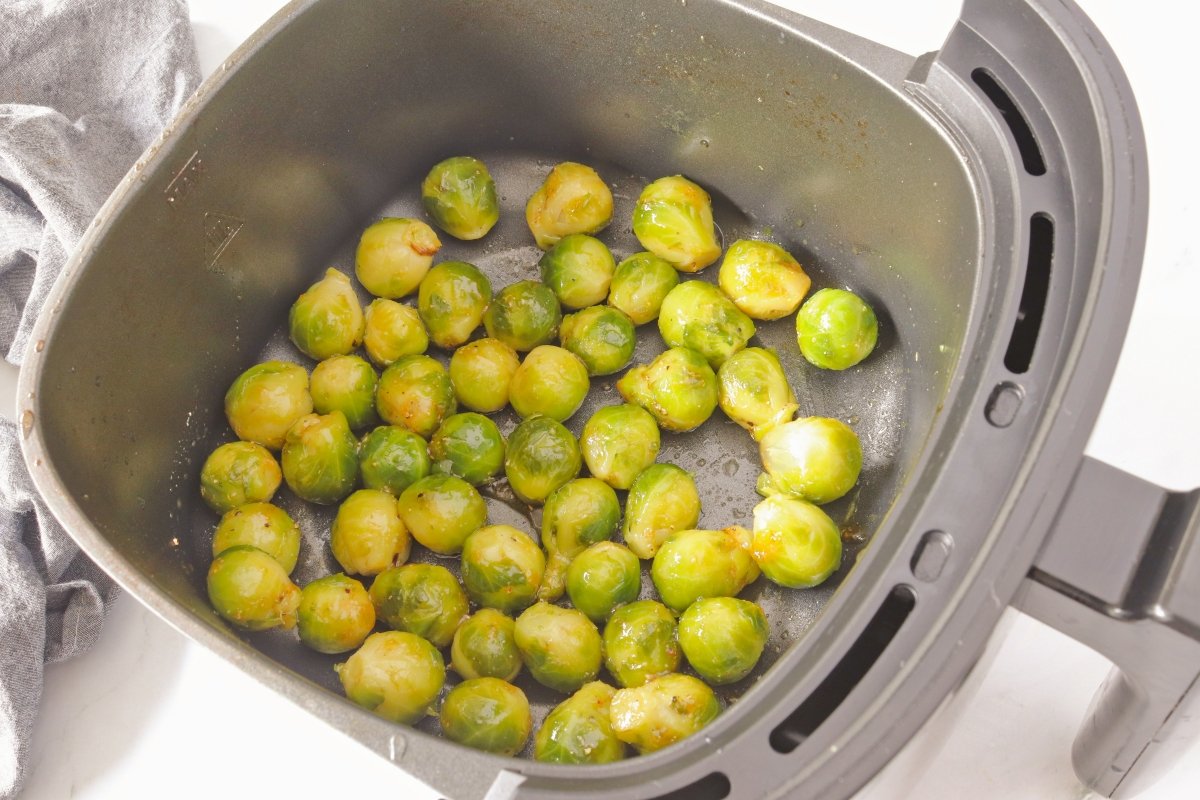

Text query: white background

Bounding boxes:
[3,1,1198,798]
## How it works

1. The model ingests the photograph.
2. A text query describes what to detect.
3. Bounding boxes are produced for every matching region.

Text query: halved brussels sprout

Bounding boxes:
[538,234,616,309]
[310,354,379,430]
[751,494,843,588]
[369,563,469,648]
[355,217,441,299]
[610,674,721,753]
[534,682,627,764]
[484,280,562,352]
[440,677,532,756]
[758,416,862,504]
[616,347,718,433]
[539,478,621,602]
[288,268,365,360]
[451,608,522,682]
[212,502,299,573]
[717,347,798,441]
[199,441,282,515]
[651,526,760,612]
[298,573,376,654]
[417,261,493,349]
[358,425,431,495]
[608,252,680,326]
[514,602,603,694]
[224,361,313,450]
[559,306,636,376]
[631,176,722,273]
[336,631,445,724]
[508,345,590,422]
[795,288,879,370]
[206,545,301,631]
[678,597,769,685]
[526,162,614,250]
[504,415,582,505]
[603,600,680,688]
[421,156,499,241]
[658,281,755,369]
[281,411,359,505]
[375,354,456,439]
[448,338,520,413]
[363,299,429,367]
[429,412,505,485]
[717,239,811,320]
[565,542,640,624]
[580,405,660,491]
[330,488,411,576]
[461,524,546,615]
[622,464,701,560]
[396,474,487,555]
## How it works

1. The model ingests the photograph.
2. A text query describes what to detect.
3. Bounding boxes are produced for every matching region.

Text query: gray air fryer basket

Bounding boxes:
[17,0,1200,798]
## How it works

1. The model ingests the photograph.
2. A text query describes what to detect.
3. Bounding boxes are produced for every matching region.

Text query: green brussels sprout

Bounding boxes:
[484,280,562,352]
[358,425,431,495]
[610,674,721,753]
[631,176,722,273]
[396,474,487,555]
[429,412,505,485]
[616,347,718,433]
[795,288,879,370]
[534,682,627,764]
[461,524,546,614]
[580,405,660,491]
[336,631,445,724]
[330,488,411,576]
[448,338,520,413]
[538,234,616,309]
[375,354,456,439]
[622,464,701,560]
[504,415,582,505]
[539,478,621,602]
[514,602,603,694]
[288,268,365,360]
[451,608,522,682]
[603,600,681,688]
[608,252,680,326]
[559,306,636,376]
[717,239,811,320]
[758,416,863,504]
[658,281,756,369]
[421,156,500,241]
[298,573,376,654]
[224,361,313,450]
[751,494,843,588]
[440,677,532,756]
[717,347,798,441]
[355,217,442,299]
[565,542,641,624]
[417,261,493,349]
[508,345,590,422]
[206,545,301,631]
[310,355,379,430]
[199,441,282,515]
[280,411,359,504]
[651,527,760,612]
[526,162,614,250]
[363,299,429,367]
[211,502,299,573]
[678,597,769,685]
[369,563,469,648]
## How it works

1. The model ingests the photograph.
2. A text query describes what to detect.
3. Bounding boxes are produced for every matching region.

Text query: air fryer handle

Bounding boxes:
[1014,457,1200,798]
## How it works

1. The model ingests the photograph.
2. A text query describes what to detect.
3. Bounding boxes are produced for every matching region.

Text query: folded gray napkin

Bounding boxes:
[0,2,199,796]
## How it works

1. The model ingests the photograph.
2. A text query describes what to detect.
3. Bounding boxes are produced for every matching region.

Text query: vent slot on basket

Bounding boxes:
[649,772,731,800]
[769,585,916,754]
[1003,213,1055,374]
[972,68,1046,175]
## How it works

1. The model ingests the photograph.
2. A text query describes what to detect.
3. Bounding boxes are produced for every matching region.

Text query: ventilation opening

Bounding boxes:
[972,68,1046,176]
[1003,214,1055,374]
[769,586,917,754]
[650,772,731,800]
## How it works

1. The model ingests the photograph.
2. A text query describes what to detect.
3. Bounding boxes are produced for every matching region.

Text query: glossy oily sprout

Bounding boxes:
[207,545,301,631]
[396,474,487,555]
[565,542,641,624]
[461,525,546,615]
[658,280,756,369]
[355,217,441,299]
[526,161,614,250]
[297,573,375,654]
[451,608,522,682]
[650,526,760,613]
[417,261,493,349]
[504,415,582,505]
[330,489,411,577]
[358,425,431,495]
[631,175,722,272]
[535,682,627,764]
[211,502,299,573]
[538,234,616,309]
[622,463,701,559]
[751,494,843,588]
[224,360,312,451]
[369,562,469,648]
[508,345,590,422]
[440,677,532,756]
[448,338,520,413]
[309,354,379,430]
[616,346,718,433]
[580,404,660,490]
[796,287,879,370]
[484,280,562,352]
[288,268,364,360]
[375,354,456,439]
[514,602,603,694]
[717,347,799,441]
[428,412,505,485]
[603,600,681,688]
[336,631,445,725]
[199,441,282,515]
[362,299,429,367]
[610,674,721,754]
[758,416,863,504]
[539,478,621,602]
[678,597,769,685]
[421,156,499,240]
[607,251,679,325]
[717,239,811,320]
[559,305,636,376]
[280,411,359,505]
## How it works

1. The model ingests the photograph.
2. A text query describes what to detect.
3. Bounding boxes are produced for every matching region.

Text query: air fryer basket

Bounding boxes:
[18,1,1199,799]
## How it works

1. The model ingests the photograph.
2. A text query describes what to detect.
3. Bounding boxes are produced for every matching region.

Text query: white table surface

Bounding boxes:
[4,1,1199,798]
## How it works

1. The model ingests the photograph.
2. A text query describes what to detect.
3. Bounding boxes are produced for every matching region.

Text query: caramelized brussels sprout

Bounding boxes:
[717,347,798,441]
[617,347,718,433]
[206,545,301,631]
[758,416,863,504]
[440,677,532,756]
[535,682,627,764]
[461,524,546,615]
[330,488,411,576]
[369,563,469,648]
[538,234,616,309]
[358,425,431,495]
[678,597,769,685]
[397,474,487,555]
[224,361,313,450]
[211,502,299,573]
[751,495,842,588]
[336,631,445,724]
[448,338,520,413]
[631,176,722,273]
[310,354,379,430]
[525,162,614,250]
[658,281,755,369]
[288,268,364,360]
[608,252,680,326]
[539,478,621,602]
[795,288,879,370]
[281,411,358,505]
[580,405,660,491]
[363,299,429,367]
[199,441,282,515]
[429,412,505,485]
[297,573,375,654]
[508,345,590,422]
[651,527,759,612]
[421,156,499,240]
[355,217,441,299]
[610,674,721,753]
[417,261,493,349]
[514,602,603,694]
[559,306,636,376]
[565,542,640,624]
[717,239,811,320]
[484,280,561,352]
[603,600,680,688]
[504,415,582,505]
[375,354,456,439]
[622,464,701,560]
[451,608,522,682]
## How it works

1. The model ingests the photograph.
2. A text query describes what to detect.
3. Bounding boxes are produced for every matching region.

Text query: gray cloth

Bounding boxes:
[0,2,199,796]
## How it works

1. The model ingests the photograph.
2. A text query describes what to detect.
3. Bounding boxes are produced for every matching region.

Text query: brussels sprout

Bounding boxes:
[610,674,721,753]
[751,494,843,588]
[717,239,811,320]
[758,416,863,504]
[461,524,546,615]
[369,563,469,648]
[358,425,431,495]
[375,354,456,439]
[717,347,798,441]
[514,602,603,694]
[631,176,722,273]
[429,412,505,485]
[280,411,358,504]
[559,306,636,376]
[396,474,487,555]
[565,542,640,624]
[310,355,379,430]
[330,489,411,576]
[538,234,616,309]
[224,361,313,450]
[504,415,582,505]
[298,573,376,654]
[658,281,756,369]
[622,464,701,560]
[539,478,621,602]
[336,631,445,724]
[616,347,718,433]
[508,345,590,422]
[288,268,365,360]
[678,597,769,685]
[795,288,879,370]
[580,405,660,491]
[651,527,760,612]
[421,156,500,241]
[608,252,680,326]
[603,600,681,688]
[451,608,522,682]
[448,338,520,413]
[535,682,627,764]
[355,217,442,299]
[484,280,562,352]
[417,261,493,349]
[363,299,429,367]
[440,677,532,756]
[206,545,301,631]
[525,162,614,250]
[199,441,282,515]
[211,502,299,573]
